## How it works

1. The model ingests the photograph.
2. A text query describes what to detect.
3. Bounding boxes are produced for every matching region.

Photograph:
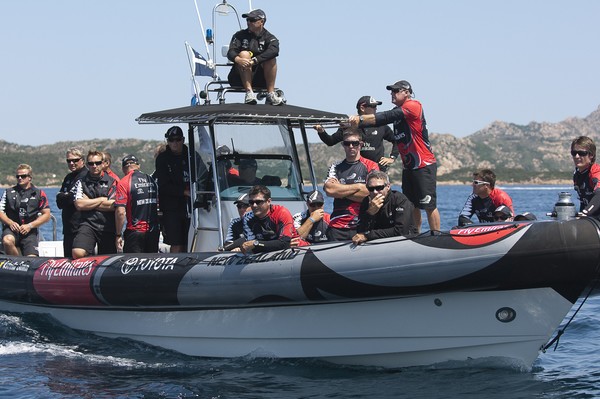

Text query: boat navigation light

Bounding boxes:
[495,307,516,323]
[216,1,230,15]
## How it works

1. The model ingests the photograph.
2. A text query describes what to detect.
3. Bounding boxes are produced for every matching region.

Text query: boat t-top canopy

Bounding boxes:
[136,103,348,126]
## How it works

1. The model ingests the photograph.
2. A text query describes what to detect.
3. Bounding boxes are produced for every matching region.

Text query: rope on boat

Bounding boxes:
[542,273,600,352]
[543,218,600,352]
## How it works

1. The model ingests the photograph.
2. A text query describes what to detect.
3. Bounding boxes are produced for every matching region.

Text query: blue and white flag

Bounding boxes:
[191,47,213,77]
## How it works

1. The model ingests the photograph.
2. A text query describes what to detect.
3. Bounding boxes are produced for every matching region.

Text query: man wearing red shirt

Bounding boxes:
[235,185,297,254]
[458,169,514,226]
[114,154,159,253]
[572,136,600,217]
[349,80,441,232]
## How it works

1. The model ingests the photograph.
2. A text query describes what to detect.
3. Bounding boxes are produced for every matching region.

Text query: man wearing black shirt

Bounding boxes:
[56,147,87,257]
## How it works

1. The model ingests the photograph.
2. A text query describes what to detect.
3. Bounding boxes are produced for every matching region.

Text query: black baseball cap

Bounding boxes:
[306,190,325,205]
[494,205,513,219]
[122,154,139,167]
[242,9,266,21]
[386,80,413,94]
[234,193,250,205]
[356,96,382,109]
[514,212,537,221]
[165,126,184,139]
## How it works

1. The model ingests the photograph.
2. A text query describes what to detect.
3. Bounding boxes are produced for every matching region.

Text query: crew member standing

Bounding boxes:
[154,126,192,253]
[324,129,379,241]
[72,150,118,258]
[0,164,51,256]
[56,147,87,257]
[314,96,398,171]
[349,80,441,232]
[114,155,160,253]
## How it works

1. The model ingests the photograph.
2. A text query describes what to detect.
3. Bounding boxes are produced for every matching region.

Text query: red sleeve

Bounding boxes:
[491,189,514,214]
[114,174,130,207]
[591,164,600,191]
[360,157,380,172]
[38,190,50,210]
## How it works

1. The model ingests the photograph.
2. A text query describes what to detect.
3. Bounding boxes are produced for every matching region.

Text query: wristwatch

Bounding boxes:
[253,240,261,247]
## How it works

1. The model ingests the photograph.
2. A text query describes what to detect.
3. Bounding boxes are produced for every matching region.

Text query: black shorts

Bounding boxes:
[161,212,190,247]
[402,163,438,210]
[2,227,39,256]
[123,229,160,253]
[72,224,116,256]
[227,64,267,89]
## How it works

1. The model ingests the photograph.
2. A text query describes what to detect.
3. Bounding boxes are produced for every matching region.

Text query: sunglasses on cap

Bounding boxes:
[571,150,590,157]
[472,180,490,186]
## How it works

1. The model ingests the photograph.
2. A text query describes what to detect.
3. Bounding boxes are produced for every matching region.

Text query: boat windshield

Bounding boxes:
[193,123,305,202]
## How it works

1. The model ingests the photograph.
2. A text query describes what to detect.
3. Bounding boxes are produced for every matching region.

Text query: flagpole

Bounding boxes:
[185,42,202,105]
[193,0,212,62]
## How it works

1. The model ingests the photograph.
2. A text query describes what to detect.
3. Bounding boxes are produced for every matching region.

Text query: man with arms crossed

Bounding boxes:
[72,150,118,258]
[324,129,379,241]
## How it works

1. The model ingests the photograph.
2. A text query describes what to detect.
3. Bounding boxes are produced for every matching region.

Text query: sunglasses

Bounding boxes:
[66,158,81,164]
[342,140,361,147]
[308,202,324,207]
[87,161,103,166]
[16,174,30,179]
[494,214,510,221]
[246,18,260,22]
[248,199,266,206]
[168,137,183,142]
[367,185,387,192]
[236,203,249,209]
[472,180,490,186]
[571,150,590,157]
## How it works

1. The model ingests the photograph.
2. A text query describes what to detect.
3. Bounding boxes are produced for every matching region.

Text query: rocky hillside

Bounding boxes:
[0,139,162,187]
[1,106,599,187]
[309,106,600,184]
[434,105,600,183]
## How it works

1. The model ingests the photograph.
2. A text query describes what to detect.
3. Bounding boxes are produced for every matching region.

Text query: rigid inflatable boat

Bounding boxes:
[1,217,599,368]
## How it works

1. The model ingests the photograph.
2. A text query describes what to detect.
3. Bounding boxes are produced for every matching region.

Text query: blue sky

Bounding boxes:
[2,0,600,146]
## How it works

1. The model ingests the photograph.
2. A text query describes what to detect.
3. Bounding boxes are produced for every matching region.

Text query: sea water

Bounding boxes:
[3,185,600,399]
